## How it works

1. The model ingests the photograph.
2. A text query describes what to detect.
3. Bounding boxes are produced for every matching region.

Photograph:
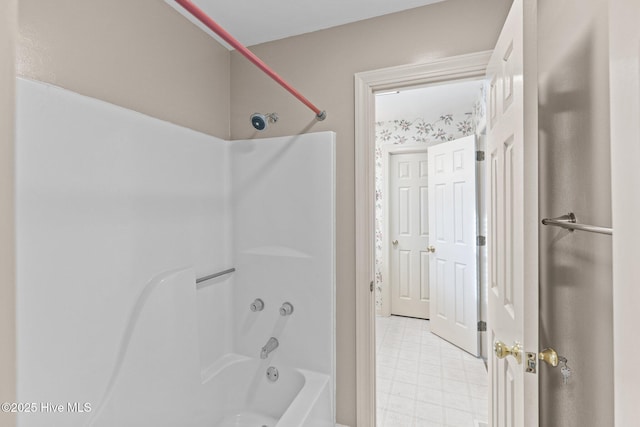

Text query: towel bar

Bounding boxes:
[541,213,612,235]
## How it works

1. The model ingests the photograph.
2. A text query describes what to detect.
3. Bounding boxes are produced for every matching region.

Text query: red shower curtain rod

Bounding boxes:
[175,0,327,121]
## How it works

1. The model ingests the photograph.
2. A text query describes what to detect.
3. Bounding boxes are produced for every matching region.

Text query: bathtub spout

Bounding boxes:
[260,337,279,359]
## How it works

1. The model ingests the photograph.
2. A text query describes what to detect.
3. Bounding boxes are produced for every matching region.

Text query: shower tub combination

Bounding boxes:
[16,78,335,427]
[200,354,331,427]
[82,268,333,427]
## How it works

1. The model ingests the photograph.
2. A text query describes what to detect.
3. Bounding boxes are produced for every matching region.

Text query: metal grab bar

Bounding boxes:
[541,213,612,235]
[196,268,236,284]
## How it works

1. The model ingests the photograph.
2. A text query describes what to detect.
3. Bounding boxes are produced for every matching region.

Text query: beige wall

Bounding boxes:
[229,0,511,423]
[538,0,613,425]
[0,1,17,426]
[17,0,230,138]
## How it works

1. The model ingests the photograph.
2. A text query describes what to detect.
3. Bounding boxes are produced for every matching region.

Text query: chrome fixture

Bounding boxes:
[196,267,235,284]
[250,112,278,131]
[250,298,264,312]
[266,366,279,382]
[260,337,279,359]
[541,212,613,235]
[279,302,294,316]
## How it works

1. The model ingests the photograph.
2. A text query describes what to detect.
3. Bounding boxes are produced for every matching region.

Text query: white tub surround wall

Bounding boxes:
[15,78,335,427]
[16,77,232,426]
[231,133,336,425]
[90,267,202,426]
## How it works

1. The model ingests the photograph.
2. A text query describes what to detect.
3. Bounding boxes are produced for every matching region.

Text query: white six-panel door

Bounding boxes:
[486,0,539,425]
[427,135,478,356]
[389,152,431,319]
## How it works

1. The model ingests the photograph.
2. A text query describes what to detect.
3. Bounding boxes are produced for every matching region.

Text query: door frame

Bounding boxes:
[379,144,428,318]
[354,50,492,426]
[609,0,640,424]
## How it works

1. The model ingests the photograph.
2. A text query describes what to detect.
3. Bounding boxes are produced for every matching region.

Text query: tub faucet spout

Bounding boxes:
[261,337,279,359]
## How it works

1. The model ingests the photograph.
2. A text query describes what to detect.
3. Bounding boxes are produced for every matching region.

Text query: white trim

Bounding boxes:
[354,50,491,426]
[379,144,428,317]
[609,0,640,424]
[354,71,376,427]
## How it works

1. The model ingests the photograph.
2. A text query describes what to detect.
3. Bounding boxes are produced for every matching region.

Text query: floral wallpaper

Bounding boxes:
[472,83,487,135]
[376,114,474,145]
[375,86,486,311]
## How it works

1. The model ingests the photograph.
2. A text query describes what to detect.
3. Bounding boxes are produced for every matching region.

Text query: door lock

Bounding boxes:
[426,246,436,253]
[539,348,559,367]
[494,340,522,364]
[533,348,572,384]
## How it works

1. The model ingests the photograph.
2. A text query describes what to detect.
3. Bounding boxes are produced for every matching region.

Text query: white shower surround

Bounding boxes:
[15,78,335,427]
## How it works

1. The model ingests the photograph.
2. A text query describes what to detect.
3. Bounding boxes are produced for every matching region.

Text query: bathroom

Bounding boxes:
[1,0,639,427]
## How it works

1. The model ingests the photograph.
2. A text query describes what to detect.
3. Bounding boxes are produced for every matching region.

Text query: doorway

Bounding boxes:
[354,51,493,426]
[374,82,486,426]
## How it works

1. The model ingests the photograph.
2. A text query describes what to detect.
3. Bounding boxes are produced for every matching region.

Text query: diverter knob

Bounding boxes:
[279,302,294,316]
[250,298,264,312]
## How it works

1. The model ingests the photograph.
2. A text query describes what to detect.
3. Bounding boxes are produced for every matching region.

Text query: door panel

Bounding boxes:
[389,152,430,318]
[486,0,539,425]
[428,135,478,356]
[420,252,429,301]
[420,186,429,236]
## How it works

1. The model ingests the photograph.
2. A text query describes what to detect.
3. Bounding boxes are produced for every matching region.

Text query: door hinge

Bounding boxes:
[476,150,485,161]
[477,235,486,246]
[477,320,487,332]
[370,281,374,292]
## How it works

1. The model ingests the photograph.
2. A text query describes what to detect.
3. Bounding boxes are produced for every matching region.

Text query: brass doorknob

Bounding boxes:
[427,246,436,253]
[494,340,522,364]
[392,240,399,246]
[539,348,559,367]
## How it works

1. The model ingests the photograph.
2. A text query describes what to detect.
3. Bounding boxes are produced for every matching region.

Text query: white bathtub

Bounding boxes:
[198,353,332,427]
[86,269,333,427]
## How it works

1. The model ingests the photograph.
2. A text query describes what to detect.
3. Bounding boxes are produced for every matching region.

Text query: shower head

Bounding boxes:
[250,112,278,131]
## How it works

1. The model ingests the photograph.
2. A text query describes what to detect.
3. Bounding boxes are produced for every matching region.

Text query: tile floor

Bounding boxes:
[376,315,489,427]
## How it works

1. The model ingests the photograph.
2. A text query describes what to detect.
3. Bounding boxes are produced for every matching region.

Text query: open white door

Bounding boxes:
[389,152,431,319]
[486,0,539,426]
[428,135,478,356]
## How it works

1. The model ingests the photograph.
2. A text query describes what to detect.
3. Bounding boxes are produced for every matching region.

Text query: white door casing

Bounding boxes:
[428,135,478,355]
[389,151,430,319]
[486,0,538,426]
[609,0,640,425]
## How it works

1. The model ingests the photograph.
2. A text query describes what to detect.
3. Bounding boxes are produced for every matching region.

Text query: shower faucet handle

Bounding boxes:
[279,302,294,316]
[250,298,264,312]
